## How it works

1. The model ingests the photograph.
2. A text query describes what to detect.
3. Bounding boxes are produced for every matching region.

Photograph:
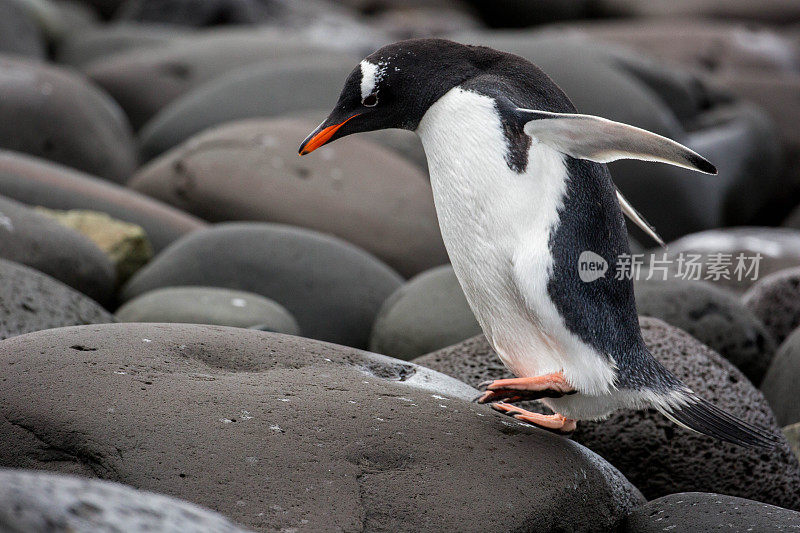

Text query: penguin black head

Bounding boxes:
[298,38,502,155]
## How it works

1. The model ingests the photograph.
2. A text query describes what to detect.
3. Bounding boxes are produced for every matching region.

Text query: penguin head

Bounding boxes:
[299,38,492,155]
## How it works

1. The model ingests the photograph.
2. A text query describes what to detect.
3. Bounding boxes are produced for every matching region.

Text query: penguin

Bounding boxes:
[298,38,778,447]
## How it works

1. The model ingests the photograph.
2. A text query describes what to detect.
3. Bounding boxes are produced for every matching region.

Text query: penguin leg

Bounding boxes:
[491,402,577,433]
[475,372,574,404]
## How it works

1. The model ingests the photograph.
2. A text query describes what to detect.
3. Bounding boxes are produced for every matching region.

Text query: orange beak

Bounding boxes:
[298,114,360,156]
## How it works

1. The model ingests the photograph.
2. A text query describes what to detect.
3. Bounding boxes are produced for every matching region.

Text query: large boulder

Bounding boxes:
[761,328,800,426]
[122,223,403,349]
[634,279,775,384]
[57,23,186,67]
[0,469,253,533]
[0,56,137,183]
[129,118,446,277]
[620,492,800,533]
[596,0,800,25]
[0,258,113,340]
[414,318,800,509]
[0,195,116,305]
[0,0,45,59]
[451,32,783,240]
[743,267,800,345]
[137,55,356,160]
[370,265,481,360]
[85,32,353,129]
[0,152,206,252]
[116,286,300,334]
[0,322,644,532]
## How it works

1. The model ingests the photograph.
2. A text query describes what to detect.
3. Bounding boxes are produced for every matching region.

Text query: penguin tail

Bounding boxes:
[657,392,781,448]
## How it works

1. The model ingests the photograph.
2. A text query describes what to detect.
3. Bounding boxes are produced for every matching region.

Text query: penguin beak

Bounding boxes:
[298,114,361,156]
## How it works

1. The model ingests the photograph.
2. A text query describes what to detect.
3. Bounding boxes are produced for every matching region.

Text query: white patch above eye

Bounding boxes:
[360,60,378,99]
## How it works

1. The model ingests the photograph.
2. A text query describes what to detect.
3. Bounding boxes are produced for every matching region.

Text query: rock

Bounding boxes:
[452,32,783,241]
[129,118,446,277]
[21,0,98,45]
[85,32,353,129]
[0,468,254,532]
[0,196,116,305]
[465,0,593,27]
[620,492,800,533]
[743,267,800,345]
[0,56,137,183]
[662,228,800,294]
[116,287,300,333]
[370,7,482,40]
[370,265,480,360]
[784,422,800,461]
[761,328,800,426]
[137,54,356,160]
[57,23,185,67]
[0,0,45,58]
[35,208,153,284]
[414,318,800,509]
[0,258,113,340]
[0,151,206,252]
[0,322,644,531]
[543,19,800,74]
[122,223,403,348]
[76,0,127,18]
[596,0,800,25]
[634,279,776,384]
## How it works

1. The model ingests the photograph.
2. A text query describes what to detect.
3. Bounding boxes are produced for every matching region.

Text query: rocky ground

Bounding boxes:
[1,0,800,531]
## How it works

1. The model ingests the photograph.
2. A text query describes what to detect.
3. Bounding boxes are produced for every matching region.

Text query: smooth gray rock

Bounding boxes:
[137,55,356,160]
[0,195,115,305]
[0,0,45,58]
[621,492,800,533]
[596,0,800,24]
[85,32,352,129]
[744,267,800,345]
[635,279,776,384]
[370,265,480,360]
[129,118,446,277]
[122,223,403,349]
[0,151,206,252]
[0,469,253,533]
[116,286,300,334]
[0,258,113,340]
[415,318,800,509]
[57,23,186,66]
[0,56,137,183]
[0,322,644,532]
[762,328,800,426]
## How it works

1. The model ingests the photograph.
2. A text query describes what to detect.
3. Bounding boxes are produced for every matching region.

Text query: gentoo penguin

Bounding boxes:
[298,38,778,447]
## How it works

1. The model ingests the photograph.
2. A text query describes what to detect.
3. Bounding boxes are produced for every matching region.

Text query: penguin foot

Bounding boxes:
[490,402,577,433]
[475,373,574,404]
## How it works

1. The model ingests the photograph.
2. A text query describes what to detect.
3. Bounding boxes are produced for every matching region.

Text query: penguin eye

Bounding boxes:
[362,93,378,107]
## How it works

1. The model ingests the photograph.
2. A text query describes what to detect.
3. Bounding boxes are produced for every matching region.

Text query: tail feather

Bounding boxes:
[657,394,781,448]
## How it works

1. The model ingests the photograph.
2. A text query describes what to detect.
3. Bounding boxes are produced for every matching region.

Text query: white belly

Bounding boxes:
[416,87,616,397]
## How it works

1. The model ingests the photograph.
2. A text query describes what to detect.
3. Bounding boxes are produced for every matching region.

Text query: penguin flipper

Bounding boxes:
[615,188,665,248]
[658,394,781,448]
[516,108,717,175]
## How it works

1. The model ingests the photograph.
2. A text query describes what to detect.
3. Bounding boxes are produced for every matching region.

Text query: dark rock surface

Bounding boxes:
[129,118,446,277]
[743,267,800,345]
[0,469,253,533]
[370,265,481,360]
[57,23,185,67]
[595,0,800,25]
[122,223,403,348]
[663,228,800,294]
[0,0,46,59]
[116,286,301,334]
[85,33,353,129]
[0,56,137,183]
[761,328,800,426]
[414,318,800,509]
[0,322,644,532]
[634,279,775,384]
[137,55,355,160]
[620,492,800,533]
[451,32,783,241]
[0,195,116,305]
[0,258,113,340]
[0,152,206,252]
